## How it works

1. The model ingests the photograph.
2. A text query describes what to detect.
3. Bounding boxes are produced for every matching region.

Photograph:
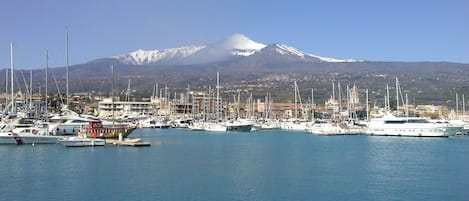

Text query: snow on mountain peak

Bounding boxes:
[112,34,361,65]
[220,34,266,50]
[269,43,361,62]
[271,44,307,58]
[113,45,205,65]
[207,34,266,57]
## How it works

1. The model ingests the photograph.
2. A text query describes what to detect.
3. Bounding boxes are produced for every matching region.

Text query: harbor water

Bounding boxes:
[1,129,468,201]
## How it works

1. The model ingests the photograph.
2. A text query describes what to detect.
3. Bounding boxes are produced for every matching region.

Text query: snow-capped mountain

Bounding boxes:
[113,45,206,65]
[112,34,361,65]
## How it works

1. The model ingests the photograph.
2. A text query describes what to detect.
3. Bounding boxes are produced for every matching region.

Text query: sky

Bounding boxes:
[0,0,468,69]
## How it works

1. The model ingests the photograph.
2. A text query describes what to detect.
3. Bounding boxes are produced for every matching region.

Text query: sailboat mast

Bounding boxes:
[237,91,241,119]
[311,88,314,121]
[66,28,69,107]
[126,78,131,102]
[45,49,49,121]
[29,70,32,110]
[405,93,409,118]
[216,72,220,121]
[294,81,297,119]
[156,83,158,99]
[386,84,390,112]
[10,43,14,114]
[330,81,334,101]
[346,85,350,119]
[338,82,342,117]
[366,88,369,120]
[396,77,399,115]
[111,64,115,127]
[463,94,466,115]
[5,68,7,109]
[456,93,459,119]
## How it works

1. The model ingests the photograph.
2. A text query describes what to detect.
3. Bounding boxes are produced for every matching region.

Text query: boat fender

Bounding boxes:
[32,129,38,135]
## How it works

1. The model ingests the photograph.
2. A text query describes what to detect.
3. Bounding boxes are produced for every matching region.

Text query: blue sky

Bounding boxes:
[0,0,468,69]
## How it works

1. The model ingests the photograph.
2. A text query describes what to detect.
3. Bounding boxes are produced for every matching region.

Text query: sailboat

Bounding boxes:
[0,43,62,144]
[280,81,311,131]
[203,72,228,132]
[90,64,136,138]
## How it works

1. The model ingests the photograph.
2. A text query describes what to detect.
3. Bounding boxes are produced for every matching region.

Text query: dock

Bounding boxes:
[106,138,151,147]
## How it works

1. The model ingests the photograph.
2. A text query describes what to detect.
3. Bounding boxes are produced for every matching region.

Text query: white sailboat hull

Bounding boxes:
[60,137,105,147]
[0,135,61,144]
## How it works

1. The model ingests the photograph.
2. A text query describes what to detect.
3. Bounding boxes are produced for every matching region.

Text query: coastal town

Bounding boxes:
[2,1,469,201]
[1,74,467,140]
[1,78,463,122]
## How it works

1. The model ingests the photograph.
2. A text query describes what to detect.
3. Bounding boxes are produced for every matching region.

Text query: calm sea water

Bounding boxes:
[1,129,468,201]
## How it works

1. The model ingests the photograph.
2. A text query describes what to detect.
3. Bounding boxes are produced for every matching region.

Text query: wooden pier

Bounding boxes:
[105,138,151,147]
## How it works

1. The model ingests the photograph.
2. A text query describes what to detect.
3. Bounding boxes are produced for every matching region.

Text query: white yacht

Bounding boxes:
[48,108,96,135]
[138,117,171,128]
[308,120,364,135]
[48,108,131,135]
[366,116,456,137]
[254,119,281,130]
[172,118,192,128]
[280,119,312,131]
[225,119,254,132]
[203,122,227,132]
[187,122,206,131]
[0,126,62,144]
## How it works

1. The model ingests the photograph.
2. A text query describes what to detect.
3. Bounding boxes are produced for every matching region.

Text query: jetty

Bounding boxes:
[105,138,151,147]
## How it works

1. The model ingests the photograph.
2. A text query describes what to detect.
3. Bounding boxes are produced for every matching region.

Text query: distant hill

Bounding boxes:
[1,34,468,106]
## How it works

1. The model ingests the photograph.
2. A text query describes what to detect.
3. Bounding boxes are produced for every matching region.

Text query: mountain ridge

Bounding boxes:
[111,34,361,65]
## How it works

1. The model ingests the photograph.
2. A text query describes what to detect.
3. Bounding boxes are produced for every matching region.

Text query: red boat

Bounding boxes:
[78,119,136,139]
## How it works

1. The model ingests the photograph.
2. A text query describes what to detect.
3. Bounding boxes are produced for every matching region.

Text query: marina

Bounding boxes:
[1,1,468,200]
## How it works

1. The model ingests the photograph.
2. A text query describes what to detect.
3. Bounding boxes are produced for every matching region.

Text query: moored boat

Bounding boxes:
[307,120,364,135]
[78,119,136,139]
[59,136,105,147]
[138,117,171,128]
[366,116,453,137]
[0,126,62,145]
[187,122,206,131]
[225,119,254,132]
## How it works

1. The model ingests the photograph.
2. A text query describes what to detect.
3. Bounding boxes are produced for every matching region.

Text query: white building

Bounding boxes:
[97,98,154,118]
